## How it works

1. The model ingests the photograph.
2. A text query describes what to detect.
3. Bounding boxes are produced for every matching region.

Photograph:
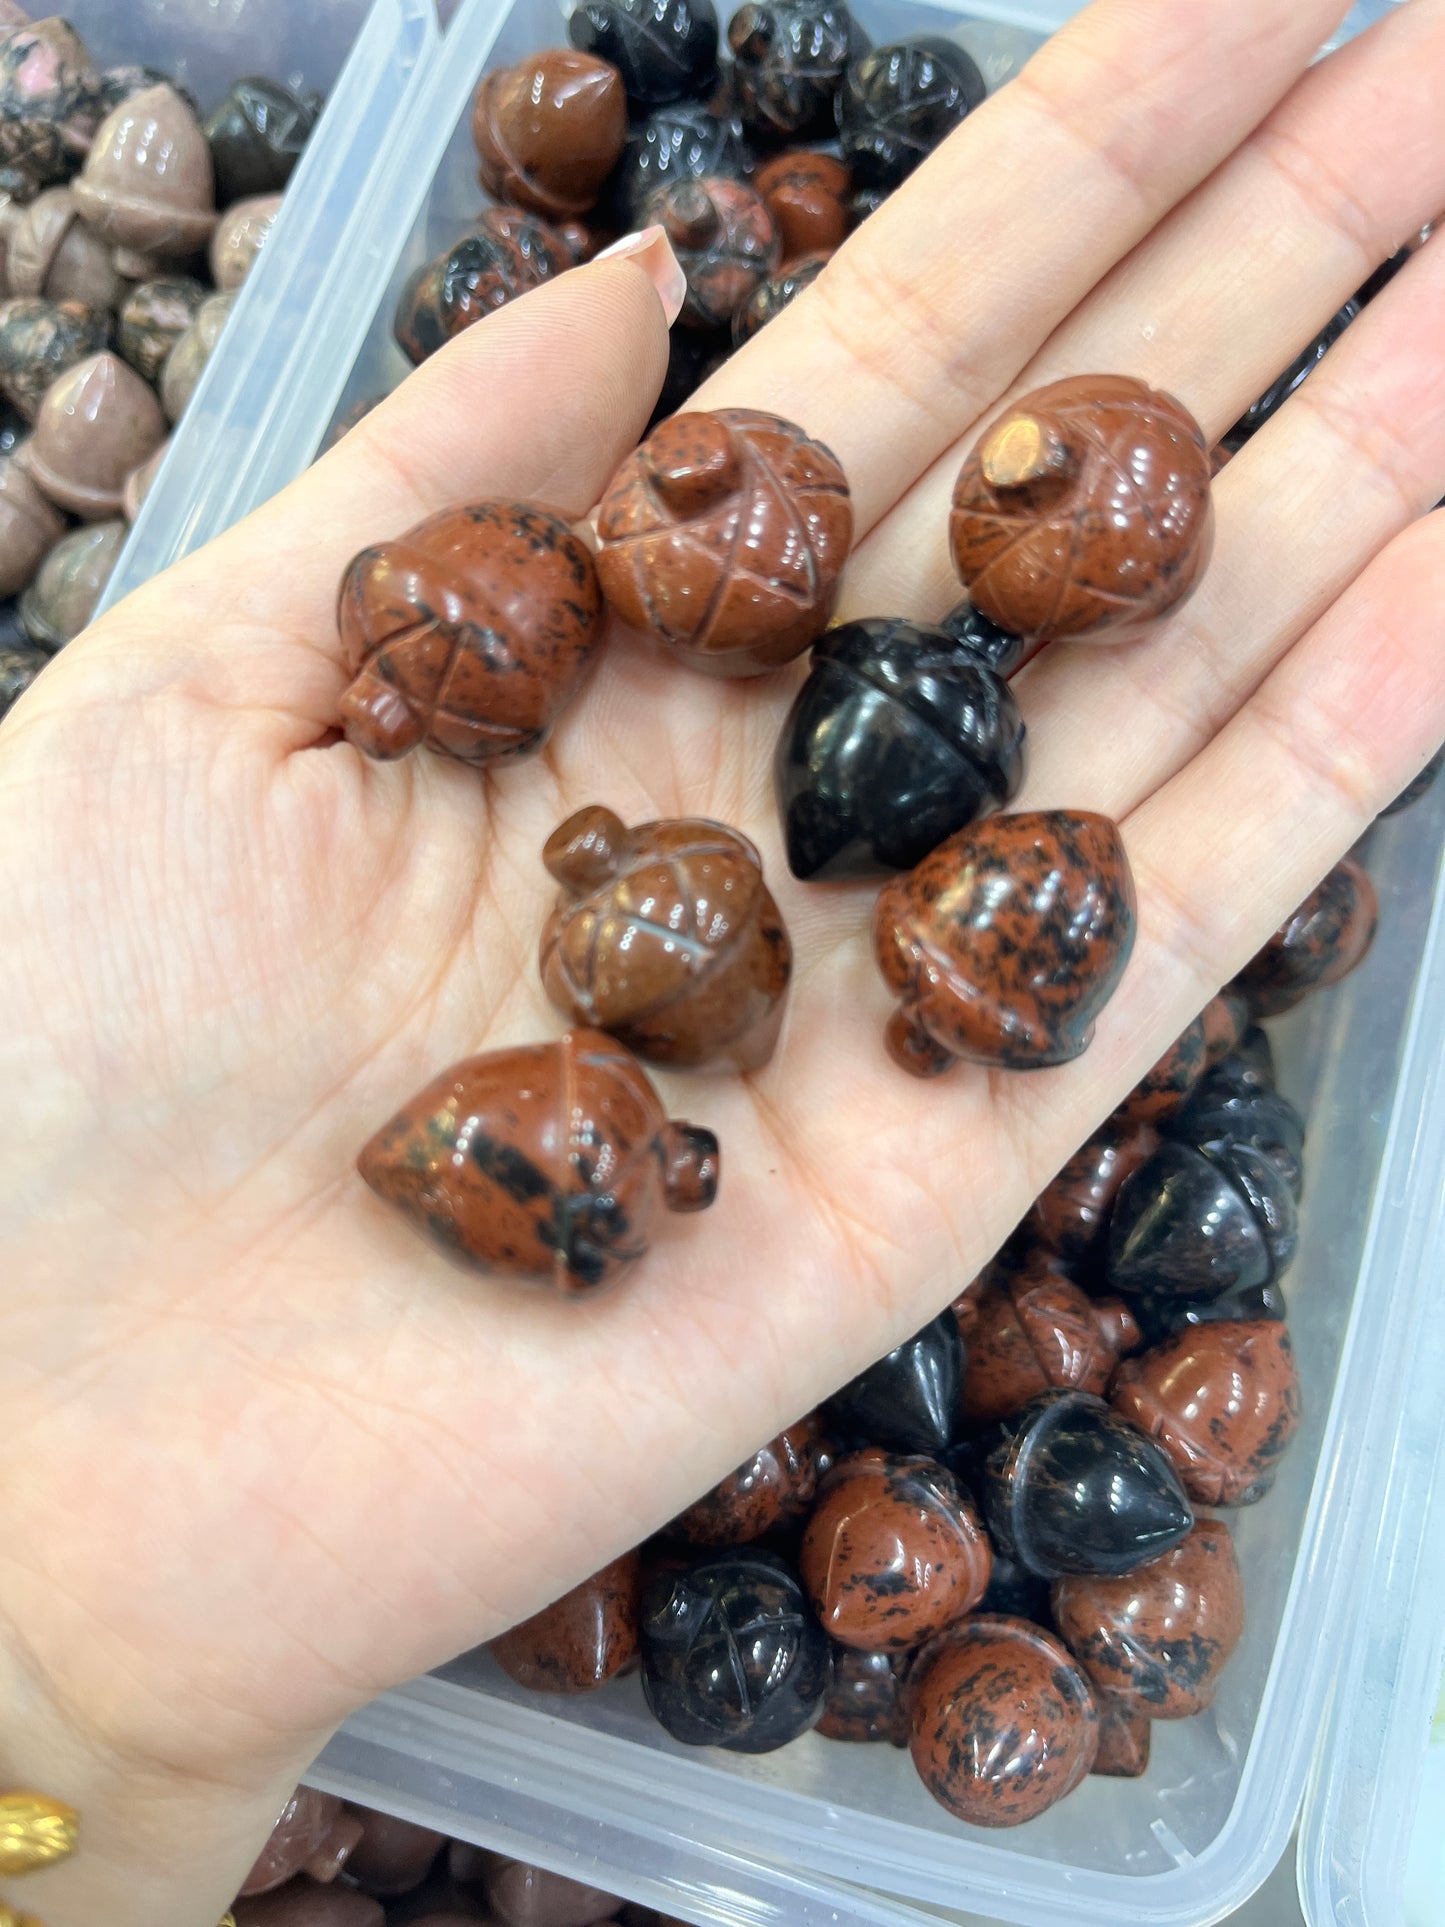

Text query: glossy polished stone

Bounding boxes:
[337,500,603,766]
[775,616,1025,882]
[909,1615,1098,1826]
[837,37,984,190]
[0,295,109,419]
[236,1889,385,1927]
[938,597,1026,676]
[344,1811,447,1898]
[731,248,828,344]
[976,1547,1052,1625]
[393,214,566,363]
[159,289,235,422]
[596,407,850,674]
[117,276,207,385]
[1200,987,1249,1066]
[727,0,865,140]
[1220,299,1359,453]
[640,1547,831,1751]
[486,1861,619,1927]
[20,350,166,519]
[1091,1695,1151,1776]
[97,63,202,119]
[950,375,1214,644]
[816,1645,911,1742]
[982,1389,1194,1579]
[1382,746,1444,815]
[491,1551,641,1693]
[1112,1319,1301,1506]
[0,451,64,597]
[1053,1516,1245,1717]
[539,803,792,1069]
[754,150,850,260]
[357,1029,719,1294]
[1231,854,1378,1018]
[240,1788,364,1896]
[1113,1013,1206,1128]
[5,186,123,308]
[1105,1136,1298,1300]
[800,1449,991,1650]
[0,19,100,192]
[19,515,123,649]
[822,1310,963,1456]
[958,1251,1139,1428]
[73,83,217,277]
[611,100,751,226]
[643,174,779,328]
[473,51,627,219]
[570,0,718,106]
[1129,1276,1287,1350]
[204,75,322,205]
[1022,1119,1157,1270]
[210,190,283,291]
[0,638,48,719]
[873,809,1136,1075]
[1173,1066,1306,1199]
[670,1413,831,1543]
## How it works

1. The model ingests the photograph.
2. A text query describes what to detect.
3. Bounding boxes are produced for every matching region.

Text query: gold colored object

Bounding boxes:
[218,1914,237,1927]
[0,1792,78,1876]
[0,1904,46,1927]
[980,414,1073,490]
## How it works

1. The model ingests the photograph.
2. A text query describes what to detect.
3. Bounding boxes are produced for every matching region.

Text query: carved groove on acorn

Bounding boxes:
[950,375,1214,644]
[539,803,792,1069]
[472,50,628,219]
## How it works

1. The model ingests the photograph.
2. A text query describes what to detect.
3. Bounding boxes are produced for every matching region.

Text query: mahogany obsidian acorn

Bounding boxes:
[356,1028,719,1294]
[611,100,751,226]
[958,1252,1140,1428]
[938,597,1027,676]
[568,0,719,107]
[754,150,850,260]
[1129,1277,1288,1351]
[1092,1695,1151,1777]
[873,809,1136,1076]
[1113,1012,1207,1128]
[1201,987,1250,1066]
[909,1615,1098,1826]
[836,37,985,191]
[800,1449,991,1650]
[1022,1118,1157,1269]
[595,407,851,675]
[731,248,828,344]
[775,615,1025,881]
[1231,853,1378,1018]
[336,500,603,767]
[240,1788,364,1896]
[950,375,1214,644]
[982,1389,1194,1578]
[642,175,779,328]
[1104,1131,1298,1302]
[1112,1319,1302,1506]
[822,1310,962,1456]
[1053,1517,1245,1720]
[1220,298,1359,453]
[726,0,866,140]
[816,1645,911,1743]
[204,75,322,205]
[393,213,565,363]
[639,1546,831,1751]
[491,1551,641,1693]
[472,51,627,219]
[670,1414,831,1544]
[539,803,792,1070]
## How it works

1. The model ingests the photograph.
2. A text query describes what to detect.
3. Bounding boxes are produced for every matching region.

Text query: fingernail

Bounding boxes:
[594,224,687,326]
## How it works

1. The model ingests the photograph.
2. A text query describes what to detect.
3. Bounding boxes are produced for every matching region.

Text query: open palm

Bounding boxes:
[4,0,1445,1918]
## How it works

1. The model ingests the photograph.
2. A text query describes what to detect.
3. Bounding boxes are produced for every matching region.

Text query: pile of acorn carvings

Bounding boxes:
[331,0,1424,1835]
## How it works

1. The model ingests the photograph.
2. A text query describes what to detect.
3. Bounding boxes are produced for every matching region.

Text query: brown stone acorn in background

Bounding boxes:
[754,150,852,261]
[950,374,1214,644]
[472,50,628,219]
[958,1248,1141,1427]
[595,407,852,675]
[873,809,1137,1075]
[337,500,604,765]
[1091,1695,1152,1777]
[1021,1117,1158,1268]
[669,1413,831,1544]
[357,1029,718,1294]
[1231,852,1378,1018]
[642,176,780,329]
[490,1551,641,1694]
[539,803,792,1069]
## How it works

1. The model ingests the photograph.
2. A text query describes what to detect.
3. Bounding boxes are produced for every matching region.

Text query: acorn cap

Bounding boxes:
[6,185,122,308]
[72,83,217,273]
[821,1310,964,1456]
[1106,1139,1289,1300]
[543,802,630,891]
[19,517,125,649]
[18,350,166,519]
[208,190,282,292]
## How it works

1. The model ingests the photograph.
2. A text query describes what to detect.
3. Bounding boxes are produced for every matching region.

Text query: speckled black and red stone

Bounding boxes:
[1232,854,1378,1018]
[909,1614,1099,1826]
[491,1551,641,1693]
[1113,1013,1207,1128]
[1092,1695,1151,1776]
[1022,1120,1158,1266]
[799,1449,991,1651]
[960,1249,1140,1428]
[670,1414,833,1545]
[816,1646,912,1744]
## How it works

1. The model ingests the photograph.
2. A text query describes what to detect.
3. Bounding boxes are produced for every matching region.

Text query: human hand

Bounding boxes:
[3,0,1444,1918]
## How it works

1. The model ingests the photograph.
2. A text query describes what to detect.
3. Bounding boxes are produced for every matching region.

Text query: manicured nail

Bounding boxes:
[594,224,688,326]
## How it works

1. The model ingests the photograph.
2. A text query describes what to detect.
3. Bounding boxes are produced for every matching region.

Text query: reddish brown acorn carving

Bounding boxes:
[960,1250,1141,1427]
[539,804,792,1069]
[670,1414,831,1544]
[1113,1012,1207,1128]
[240,1789,364,1896]
[1022,1119,1158,1266]
[472,50,627,219]
[337,500,603,766]
[357,1029,719,1294]
[754,150,851,261]
[950,374,1214,644]
[595,407,852,676]
[1231,853,1378,1018]
[491,1552,641,1694]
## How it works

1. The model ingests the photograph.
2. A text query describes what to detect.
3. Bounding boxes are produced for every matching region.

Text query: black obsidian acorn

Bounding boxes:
[1172,1065,1305,1199]
[982,1389,1194,1579]
[569,0,719,106]
[1220,298,1360,453]
[611,99,752,225]
[203,76,322,205]
[1105,1135,1298,1301]
[726,0,866,141]
[939,598,1026,677]
[1382,745,1444,816]
[837,37,985,191]
[775,617,1025,881]
[1130,1277,1288,1350]
[821,1310,963,1456]
[640,1548,831,1751]
[977,1547,1053,1625]
[732,250,827,344]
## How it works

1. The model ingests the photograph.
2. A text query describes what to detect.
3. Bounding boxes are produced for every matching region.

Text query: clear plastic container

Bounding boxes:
[90,0,438,612]
[252,2,1442,1924]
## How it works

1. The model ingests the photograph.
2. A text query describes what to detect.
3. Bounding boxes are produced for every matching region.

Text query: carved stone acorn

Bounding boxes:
[950,375,1214,644]
[19,517,124,650]
[117,276,208,386]
[472,50,628,219]
[726,0,866,141]
[1021,1118,1158,1271]
[1104,1131,1299,1301]
[159,290,235,423]
[491,1551,641,1693]
[73,83,217,277]
[337,500,604,767]
[595,407,852,675]
[5,186,123,308]
[669,1413,832,1544]
[837,36,985,192]
[210,191,283,291]
[1112,1011,1207,1128]
[393,212,567,365]
[816,1645,911,1744]
[958,1249,1140,1427]
[873,809,1136,1076]
[731,248,829,346]
[0,19,101,191]
[357,1029,718,1294]
[1091,1695,1151,1776]
[642,175,779,329]
[240,1789,364,1896]
[568,0,720,108]
[539,803,792,1069]
[0,452,65,598]
[1231,853,1378,1018]
[754,150,850,261]
[0,294,110,420]
[774,615,1026,881]
[1111,1319,1302,1506]
[822,1310,963,1456]
[611,100,751,227]
[1052,1516,1245,1717]
[204,75,322,206]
